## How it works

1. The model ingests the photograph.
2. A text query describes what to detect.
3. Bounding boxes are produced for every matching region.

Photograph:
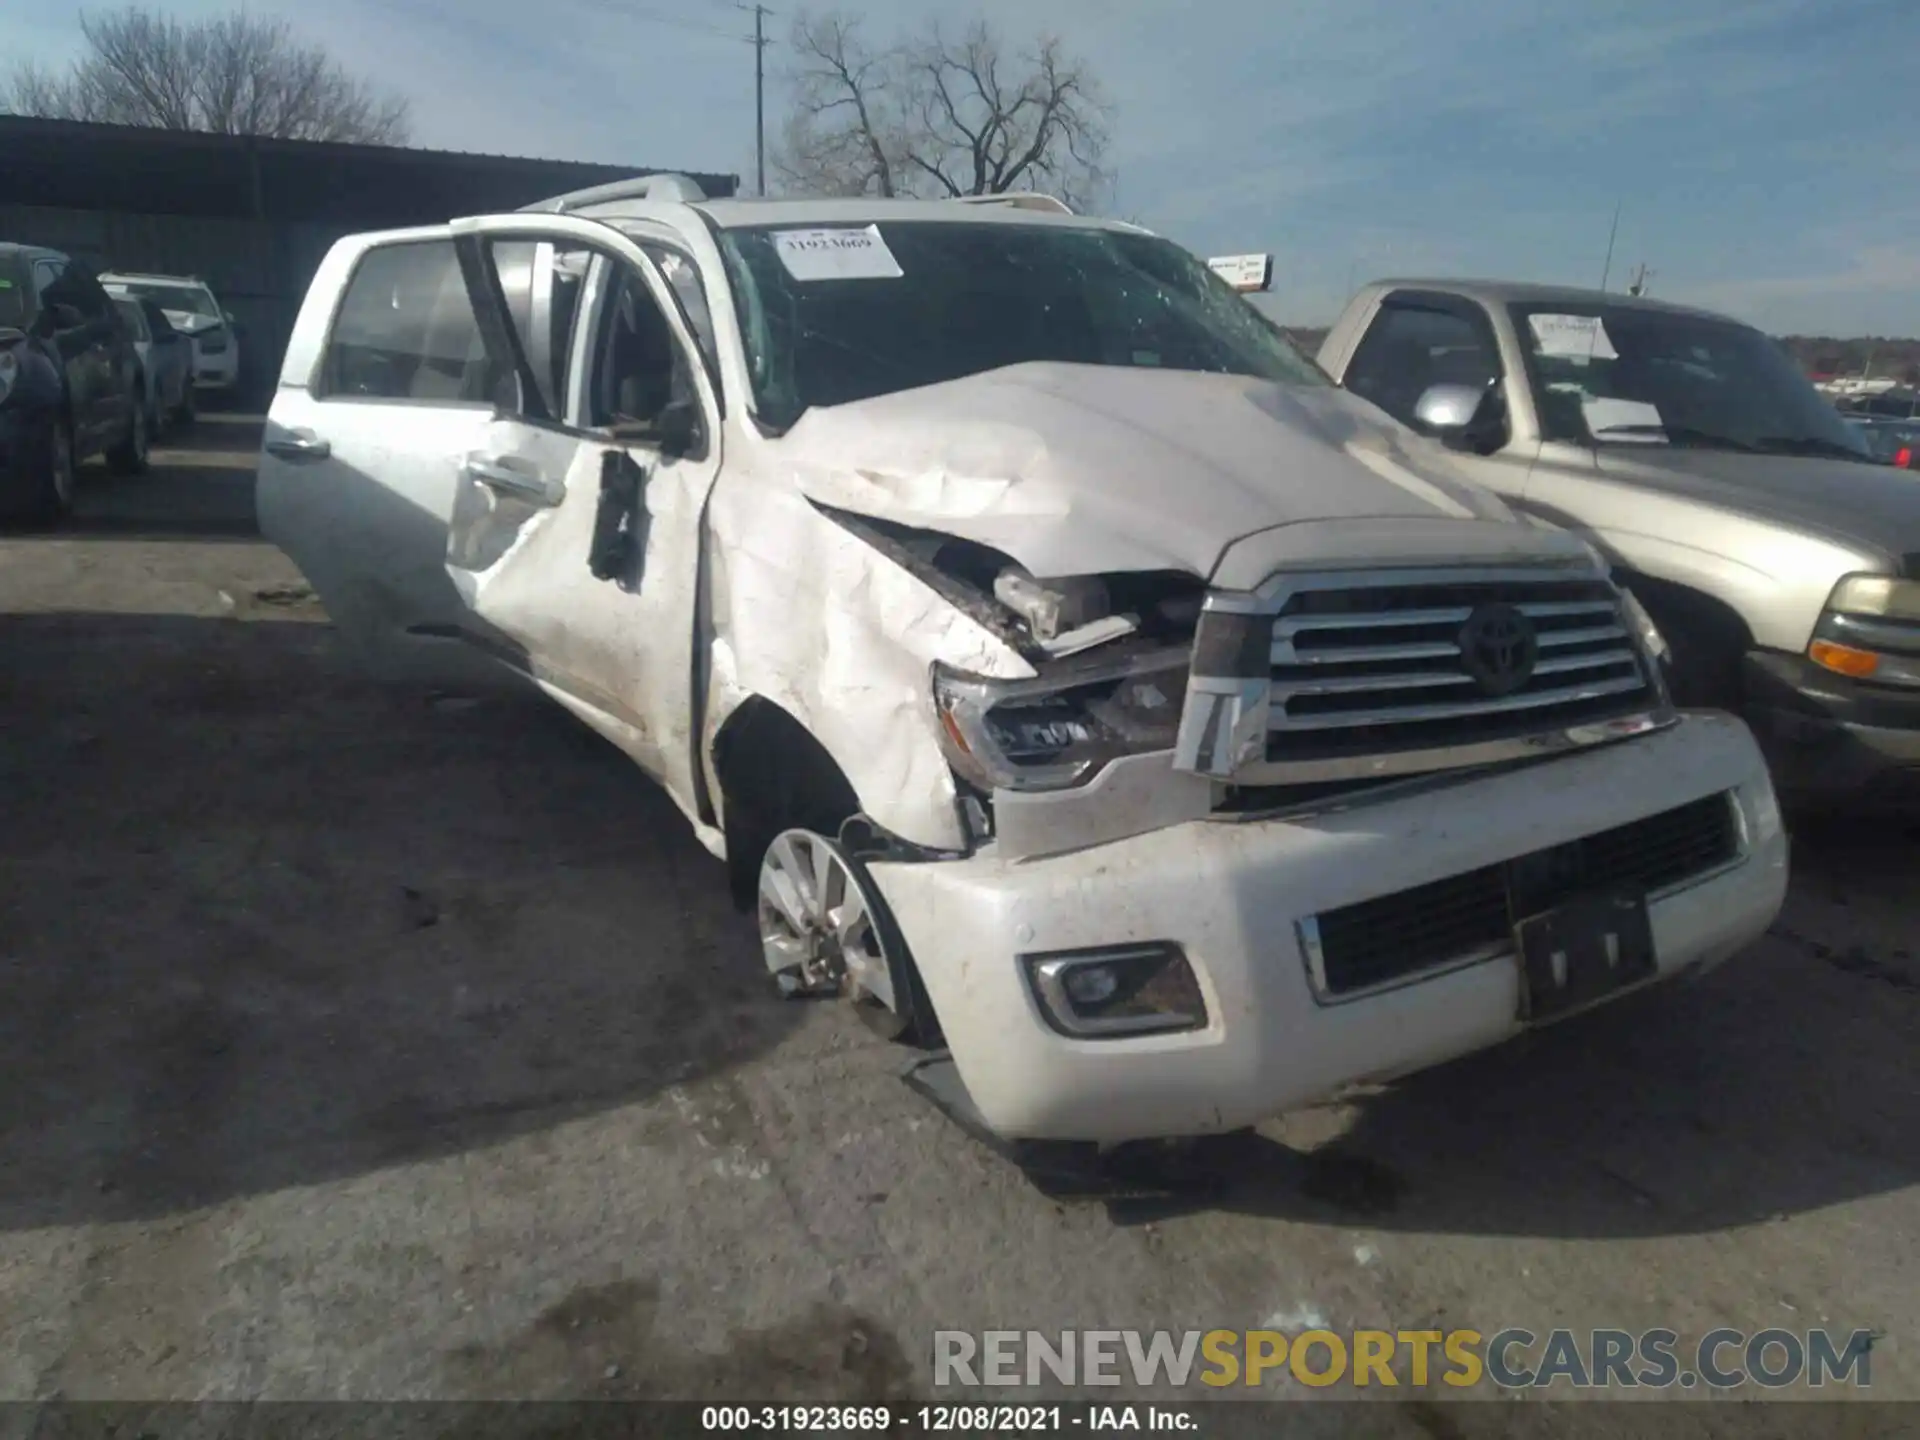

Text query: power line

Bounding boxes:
[573,1,773,194]
[620,5,742,42]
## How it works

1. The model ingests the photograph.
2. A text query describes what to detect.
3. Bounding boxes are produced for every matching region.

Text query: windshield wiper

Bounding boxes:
[1748,435,1874,462]
[1591,423,1756,452]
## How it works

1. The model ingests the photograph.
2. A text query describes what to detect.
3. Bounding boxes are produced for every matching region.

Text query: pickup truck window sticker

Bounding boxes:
[1529,312,1619,360]
[1580,395,1668,442]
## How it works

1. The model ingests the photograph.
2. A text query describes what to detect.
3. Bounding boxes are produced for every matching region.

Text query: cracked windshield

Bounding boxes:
[0,0,1914,1434]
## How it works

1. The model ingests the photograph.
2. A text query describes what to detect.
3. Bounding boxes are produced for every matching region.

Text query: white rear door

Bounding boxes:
[437,213,725,821]
[256,228,513,685]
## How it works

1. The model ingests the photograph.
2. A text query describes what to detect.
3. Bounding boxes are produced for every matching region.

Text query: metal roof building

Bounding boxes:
[0,116,739,399]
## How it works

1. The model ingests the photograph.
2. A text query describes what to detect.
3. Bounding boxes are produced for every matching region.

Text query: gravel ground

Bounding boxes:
[0,418,1914,1429]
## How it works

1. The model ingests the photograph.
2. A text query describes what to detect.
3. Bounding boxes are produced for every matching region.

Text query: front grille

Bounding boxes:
[198,329,230,355]
[1268,573,1654,763]
[1828,611,1920,660]
[1307,792,1739,998]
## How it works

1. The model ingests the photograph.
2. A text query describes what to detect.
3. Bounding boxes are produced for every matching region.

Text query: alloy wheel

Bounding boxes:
[756,827,899,1016]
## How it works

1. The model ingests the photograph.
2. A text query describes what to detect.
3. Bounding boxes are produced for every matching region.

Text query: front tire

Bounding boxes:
[745,816,940,1046]
[26,422,76,529]
[719,708,943,1046]
[107,393,150,475]
[11,420,76,527]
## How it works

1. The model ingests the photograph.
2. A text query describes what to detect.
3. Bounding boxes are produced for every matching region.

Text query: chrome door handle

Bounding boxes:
[265,431,331,460]
[464,456,563,506]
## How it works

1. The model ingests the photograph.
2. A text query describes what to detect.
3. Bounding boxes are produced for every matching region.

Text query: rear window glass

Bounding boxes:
[116,282,219,317]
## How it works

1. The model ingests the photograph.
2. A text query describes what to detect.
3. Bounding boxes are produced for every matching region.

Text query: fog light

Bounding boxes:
[1024,943,1206,1038]
[1063,966,1121,1007]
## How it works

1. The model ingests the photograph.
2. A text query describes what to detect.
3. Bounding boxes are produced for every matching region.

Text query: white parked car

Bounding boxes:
[109,293,195,433]
[256,178,1788,1147]
[101,272,239,397]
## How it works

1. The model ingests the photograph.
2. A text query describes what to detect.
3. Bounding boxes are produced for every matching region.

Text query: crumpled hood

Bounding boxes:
[1594,446,1920,564]
[776,363,1531,579]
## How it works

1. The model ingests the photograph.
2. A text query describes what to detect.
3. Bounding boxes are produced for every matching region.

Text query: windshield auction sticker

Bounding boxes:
[1529,312,1619,360]
[773,225,904,281]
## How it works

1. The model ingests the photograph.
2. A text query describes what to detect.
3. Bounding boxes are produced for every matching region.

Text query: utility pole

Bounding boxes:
[740,3,772,197]
[1598,201,1622,292]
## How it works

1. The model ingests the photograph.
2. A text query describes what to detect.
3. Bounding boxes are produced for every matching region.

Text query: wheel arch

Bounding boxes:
[1614,569,1756,651]
[714,691,946,1046]
[710,694,863,910]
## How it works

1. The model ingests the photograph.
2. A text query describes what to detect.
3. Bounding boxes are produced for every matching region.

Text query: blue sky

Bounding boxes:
[8,0,1918,334]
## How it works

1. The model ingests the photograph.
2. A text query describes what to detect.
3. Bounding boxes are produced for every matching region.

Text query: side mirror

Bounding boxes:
[610,399,704,460]
[1415,380,1506,455]
[1413,383,1485,433]
[656,399,702,458]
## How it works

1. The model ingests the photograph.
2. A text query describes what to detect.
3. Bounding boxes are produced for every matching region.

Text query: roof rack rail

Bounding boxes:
[948,193,1073,215]
[519,173,708,214]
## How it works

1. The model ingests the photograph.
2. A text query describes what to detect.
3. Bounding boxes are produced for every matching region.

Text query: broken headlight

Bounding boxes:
[933,648,1191,792]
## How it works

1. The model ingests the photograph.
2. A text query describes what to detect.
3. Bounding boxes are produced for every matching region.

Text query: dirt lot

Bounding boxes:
[1,418,1915,1422]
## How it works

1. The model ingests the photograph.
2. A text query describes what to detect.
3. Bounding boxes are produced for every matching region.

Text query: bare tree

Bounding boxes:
[774,12,1113,209]
[775,15,911,198]
[4,8,410,145]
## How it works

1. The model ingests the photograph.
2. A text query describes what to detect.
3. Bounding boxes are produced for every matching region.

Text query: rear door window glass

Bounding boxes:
[320,240,503,404]
[485,240,593,418]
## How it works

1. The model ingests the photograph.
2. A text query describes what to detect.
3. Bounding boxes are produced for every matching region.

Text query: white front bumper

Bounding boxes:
[193,344,238,387]
[869,714,1787,1144]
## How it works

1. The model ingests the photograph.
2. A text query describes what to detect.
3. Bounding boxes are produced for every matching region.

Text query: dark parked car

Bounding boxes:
[1843,416,1920,469]
[1836,388,1920,421]
[0,242,150,523]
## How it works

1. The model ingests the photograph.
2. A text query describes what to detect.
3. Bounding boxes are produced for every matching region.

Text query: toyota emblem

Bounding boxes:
[1458,603,1539,696]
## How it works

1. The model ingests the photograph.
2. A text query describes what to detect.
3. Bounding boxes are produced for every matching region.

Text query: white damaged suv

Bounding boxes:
[256,177,1788,1145]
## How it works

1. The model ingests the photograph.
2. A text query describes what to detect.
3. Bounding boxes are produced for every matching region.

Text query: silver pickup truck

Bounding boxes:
[1317,280,1920,810]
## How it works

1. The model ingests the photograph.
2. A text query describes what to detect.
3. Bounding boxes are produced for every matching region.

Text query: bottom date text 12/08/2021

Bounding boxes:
[699,1406,1198,1432]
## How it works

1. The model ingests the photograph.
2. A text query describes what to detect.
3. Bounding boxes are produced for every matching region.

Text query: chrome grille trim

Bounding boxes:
[1272,673,1647,731]
[1276,646,1640,698]
[1174,563,1675,785]
[1271,597,1616,641]
[1828,611,1920,656]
